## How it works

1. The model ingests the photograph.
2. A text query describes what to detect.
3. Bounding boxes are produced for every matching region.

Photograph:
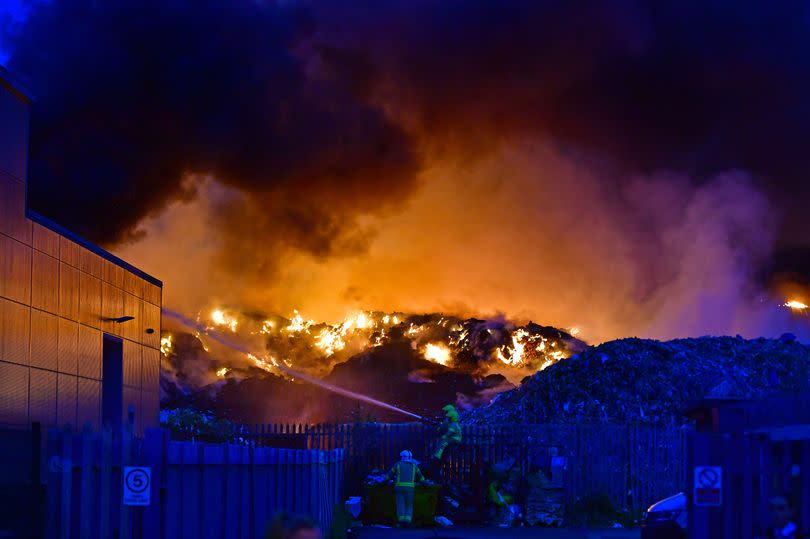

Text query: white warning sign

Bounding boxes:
[123,466,151,506]
[693,466,722,506]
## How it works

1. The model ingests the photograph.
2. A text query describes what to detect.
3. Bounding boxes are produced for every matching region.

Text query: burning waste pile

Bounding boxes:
[467,334,810,425]
[160,309,584,423]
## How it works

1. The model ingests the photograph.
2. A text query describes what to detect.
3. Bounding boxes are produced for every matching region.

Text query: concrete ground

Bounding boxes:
[354,526,639,539]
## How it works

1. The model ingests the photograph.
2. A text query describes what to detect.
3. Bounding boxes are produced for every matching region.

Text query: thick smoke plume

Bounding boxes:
[2,0,418,251]
[4,0,810,342]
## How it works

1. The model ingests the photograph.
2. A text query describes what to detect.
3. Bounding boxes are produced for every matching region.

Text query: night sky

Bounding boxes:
[2,0,809,340]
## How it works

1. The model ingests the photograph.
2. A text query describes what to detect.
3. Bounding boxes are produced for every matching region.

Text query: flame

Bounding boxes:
[339,311,376,332]
[449,329,468,346]
[569,327,581,336]
[372,329,386,347]
[315,327,347,356]
[783,300,808,311]
[216,367,229,378]
[423,343,451,366]
[248,352,279,371]
[353,312,372,329]
[211,309,238,332]
[193,308,574,382]
[160,334,173,356]
[286,310,315,333]
[260,320,275,334]
[497,328,529,366]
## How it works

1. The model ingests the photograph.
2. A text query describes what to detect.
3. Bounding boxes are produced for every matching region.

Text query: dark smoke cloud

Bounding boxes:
[4,0,810,316]
[311,0,810,247]
[8,1,810,246]
[2,0,418,248]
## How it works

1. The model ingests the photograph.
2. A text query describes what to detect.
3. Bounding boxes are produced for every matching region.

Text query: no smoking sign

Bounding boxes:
[123,466,151,506]
[694,466,722,506]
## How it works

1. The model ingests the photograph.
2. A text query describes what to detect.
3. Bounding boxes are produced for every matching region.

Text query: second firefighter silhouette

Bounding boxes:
[433,405,462,460]
[388,450,425,526]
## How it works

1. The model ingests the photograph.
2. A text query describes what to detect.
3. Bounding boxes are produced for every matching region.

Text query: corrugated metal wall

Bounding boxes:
[0,73,162,433]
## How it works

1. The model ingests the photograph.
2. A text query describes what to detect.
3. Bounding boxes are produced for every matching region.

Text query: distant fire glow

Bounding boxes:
[160,334,173,356]
[784,300,808,312]
[184,307,579,385]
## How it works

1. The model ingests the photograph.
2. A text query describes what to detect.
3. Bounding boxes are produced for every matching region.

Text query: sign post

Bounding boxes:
[123,466,151,506]
[693,466,722,506]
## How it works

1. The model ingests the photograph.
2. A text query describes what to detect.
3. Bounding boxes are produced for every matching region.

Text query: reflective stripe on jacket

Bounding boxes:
[392,461,423,488]
[445,421,462,443]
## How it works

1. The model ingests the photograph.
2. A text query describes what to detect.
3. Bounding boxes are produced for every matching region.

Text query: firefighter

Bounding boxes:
[388,450,425,527]
[433,404,462,460]
[487,460,520,527]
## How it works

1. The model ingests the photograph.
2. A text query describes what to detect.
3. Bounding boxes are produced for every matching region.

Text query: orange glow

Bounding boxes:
[211,309,238,332]
[784,300,808,311]
[285,310,314,333]
[423,343,451,366]
[160,334,173,356]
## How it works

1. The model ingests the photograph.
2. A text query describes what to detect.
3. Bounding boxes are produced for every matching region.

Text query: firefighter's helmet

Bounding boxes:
[442,404,459,421]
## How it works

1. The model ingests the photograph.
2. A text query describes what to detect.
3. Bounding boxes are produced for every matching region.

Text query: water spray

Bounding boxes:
[162,308,427,422]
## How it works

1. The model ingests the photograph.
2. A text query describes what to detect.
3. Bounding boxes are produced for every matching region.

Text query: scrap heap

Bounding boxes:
[467,335,810,425]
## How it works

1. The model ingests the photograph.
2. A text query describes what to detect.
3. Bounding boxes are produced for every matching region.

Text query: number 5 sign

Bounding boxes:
[123,466,151,506]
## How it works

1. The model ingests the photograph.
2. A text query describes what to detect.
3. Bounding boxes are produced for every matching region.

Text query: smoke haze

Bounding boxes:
[3,0,810,343]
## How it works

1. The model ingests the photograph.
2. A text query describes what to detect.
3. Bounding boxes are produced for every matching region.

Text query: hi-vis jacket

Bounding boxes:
[389,460,425,488]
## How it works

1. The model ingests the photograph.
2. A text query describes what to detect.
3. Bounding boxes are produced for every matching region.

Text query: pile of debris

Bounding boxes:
[467,335,810,425]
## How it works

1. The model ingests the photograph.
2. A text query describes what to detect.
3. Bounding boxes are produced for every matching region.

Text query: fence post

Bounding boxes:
[30,422,43,538]
[79,426,93,539]
[196,442,205,539]
[44,428,58,539]
[220,442,229,539]
[120,406,135,539]
[59,428,72,539]
[141,429,165,539]
[99,427,112,539]
[801,439,810,532]
[248,441,256,539]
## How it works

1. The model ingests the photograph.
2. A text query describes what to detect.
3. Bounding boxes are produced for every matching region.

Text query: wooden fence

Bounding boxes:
[44,424,344,539]
[236,422,690,515]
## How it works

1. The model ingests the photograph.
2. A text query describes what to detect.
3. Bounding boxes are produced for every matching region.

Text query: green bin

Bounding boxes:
[362,483,440,527]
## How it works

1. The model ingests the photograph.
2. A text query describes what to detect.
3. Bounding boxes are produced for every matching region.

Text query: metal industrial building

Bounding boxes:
[0,67,162,433]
